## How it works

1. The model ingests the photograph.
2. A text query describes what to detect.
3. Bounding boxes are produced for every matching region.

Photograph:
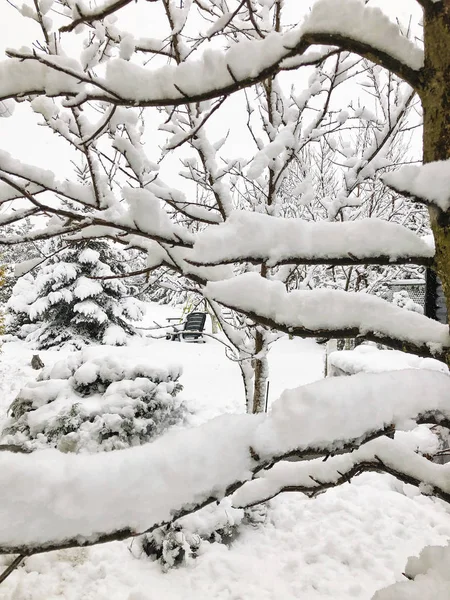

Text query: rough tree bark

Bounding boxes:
[419,1,450,359]
[252,328,268,413]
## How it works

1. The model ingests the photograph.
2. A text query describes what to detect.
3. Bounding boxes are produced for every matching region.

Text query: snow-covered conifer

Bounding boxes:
[7,240,145,349]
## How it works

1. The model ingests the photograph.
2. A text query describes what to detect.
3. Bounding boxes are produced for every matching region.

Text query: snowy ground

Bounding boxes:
[0,304,449,600]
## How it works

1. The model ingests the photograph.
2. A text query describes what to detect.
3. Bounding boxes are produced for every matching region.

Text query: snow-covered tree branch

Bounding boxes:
[0,369,449,556]
[0,0,423,107]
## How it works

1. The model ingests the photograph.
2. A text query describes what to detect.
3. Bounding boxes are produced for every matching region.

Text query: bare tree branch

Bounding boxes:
[162,97,227,152]
[0,208,39,226]
[59,0,136,33]
[383,177,437,208]
[299,32,420,89]
[88,266,154,280]
[188,254,434,268]
[0,174,193,248]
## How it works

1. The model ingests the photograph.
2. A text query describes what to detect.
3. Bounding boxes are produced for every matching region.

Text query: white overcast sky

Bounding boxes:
[0,0,422,190]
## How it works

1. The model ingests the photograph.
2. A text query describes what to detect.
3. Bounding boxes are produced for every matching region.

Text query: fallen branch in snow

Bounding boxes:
[232,433,450,510]
[0,477,249,557]
[1,371,449,556]
[0,419,448,555]
[0,434,447,556]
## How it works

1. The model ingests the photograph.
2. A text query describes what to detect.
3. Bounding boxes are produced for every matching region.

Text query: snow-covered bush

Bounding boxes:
[7,240,145,349]
[392,290,424,314]
[1,347,186,453]
[138,498,244,571]
[137,499,268,571]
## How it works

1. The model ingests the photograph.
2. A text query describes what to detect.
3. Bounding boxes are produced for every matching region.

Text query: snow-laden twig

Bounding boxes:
[232,437,450,508]
[60,0,137,33]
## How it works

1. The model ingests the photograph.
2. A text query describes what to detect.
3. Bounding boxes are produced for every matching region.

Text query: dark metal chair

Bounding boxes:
[165,312,207,342]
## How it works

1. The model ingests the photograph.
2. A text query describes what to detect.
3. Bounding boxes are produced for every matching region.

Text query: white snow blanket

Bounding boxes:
[374,543,450,600]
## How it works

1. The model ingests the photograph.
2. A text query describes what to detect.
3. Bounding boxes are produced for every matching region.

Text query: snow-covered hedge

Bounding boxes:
[1,347,186,453]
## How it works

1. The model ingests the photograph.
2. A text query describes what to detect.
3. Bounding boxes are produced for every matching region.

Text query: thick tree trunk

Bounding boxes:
[420,2,450,365]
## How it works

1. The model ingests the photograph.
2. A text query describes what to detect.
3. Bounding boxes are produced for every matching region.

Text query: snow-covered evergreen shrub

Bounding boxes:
[1,348,185,453]
[138,499,244,571]
[0,219,41,305]
[7,240,145,349]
